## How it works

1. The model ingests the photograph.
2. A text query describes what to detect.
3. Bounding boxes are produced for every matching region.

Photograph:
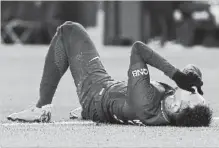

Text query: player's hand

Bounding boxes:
[187,71,204,95]
[172,70,203,94]
[197,86,204,95]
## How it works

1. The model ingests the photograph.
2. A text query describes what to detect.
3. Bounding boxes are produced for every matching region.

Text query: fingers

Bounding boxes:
[197,86,204,95]
[173,70,204,94]
[188,72,203,95]
[187,72,203,87]
[194,78,203,87]
[186,87,195,94]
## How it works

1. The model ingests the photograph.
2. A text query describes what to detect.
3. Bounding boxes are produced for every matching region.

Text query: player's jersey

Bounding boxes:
[101,80,174,125]
[79,75,174,126]
[79,41,178,126]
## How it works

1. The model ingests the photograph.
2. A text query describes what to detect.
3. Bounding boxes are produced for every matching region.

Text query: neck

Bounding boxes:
[161,100,171,123]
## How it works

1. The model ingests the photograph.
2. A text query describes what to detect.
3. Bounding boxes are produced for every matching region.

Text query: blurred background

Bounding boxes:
[1,1,219,47]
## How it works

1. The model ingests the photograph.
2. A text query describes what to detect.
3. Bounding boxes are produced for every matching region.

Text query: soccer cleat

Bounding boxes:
[69,107,82,120]
[7,104,52,123]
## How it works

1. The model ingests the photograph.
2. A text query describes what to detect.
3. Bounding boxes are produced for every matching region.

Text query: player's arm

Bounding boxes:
[130,41,203,92]
[126,41,202,124]
[126,41,167,124]
[130,41,177,78]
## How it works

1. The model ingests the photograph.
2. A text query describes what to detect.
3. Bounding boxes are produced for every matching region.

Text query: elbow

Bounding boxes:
[132,41,151,54]
[131,41,143,54]
[132,41,144,53]
[132,41,154,59]
[133,41,144,48]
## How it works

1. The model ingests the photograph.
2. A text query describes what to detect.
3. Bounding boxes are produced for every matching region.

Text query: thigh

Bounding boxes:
[80,80,110,122]
[60,21,109,86]
[61,21,100,64]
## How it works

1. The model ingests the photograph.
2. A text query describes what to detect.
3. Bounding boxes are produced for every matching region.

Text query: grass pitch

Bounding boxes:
[0,43,219,147]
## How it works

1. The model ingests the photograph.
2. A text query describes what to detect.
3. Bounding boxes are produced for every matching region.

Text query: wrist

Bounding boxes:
[171,69,181,80]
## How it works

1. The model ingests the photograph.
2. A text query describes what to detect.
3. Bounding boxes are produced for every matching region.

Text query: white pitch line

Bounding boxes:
[1,117,219,126]
[1,121,96,126]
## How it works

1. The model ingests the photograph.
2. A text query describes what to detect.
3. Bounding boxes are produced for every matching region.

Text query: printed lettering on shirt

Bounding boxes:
[132,120,144,126]
[128,119,144,126]
[132,68,148,77]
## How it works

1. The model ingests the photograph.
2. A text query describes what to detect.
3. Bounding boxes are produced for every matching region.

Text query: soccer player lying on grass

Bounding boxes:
[7,21,212,126]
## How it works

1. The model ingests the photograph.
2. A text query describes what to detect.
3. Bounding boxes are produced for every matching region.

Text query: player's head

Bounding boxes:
[164,88,212,127]
[165,64,212,127]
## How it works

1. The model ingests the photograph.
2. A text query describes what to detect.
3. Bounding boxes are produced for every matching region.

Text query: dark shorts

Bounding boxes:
[79,73,128,123]
[75,57,114,122]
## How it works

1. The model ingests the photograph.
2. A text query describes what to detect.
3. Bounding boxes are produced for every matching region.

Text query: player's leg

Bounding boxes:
[59,21,110,120]
[60,21,109,87]
[8,24,69,122]
[36,26,69,107]
[8,21,109,122]
[37,21,106,107]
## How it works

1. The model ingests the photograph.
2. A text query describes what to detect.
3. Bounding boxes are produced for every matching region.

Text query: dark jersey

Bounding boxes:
[96,79,174,125]
[78,41,178,126]
[79,77,174,125]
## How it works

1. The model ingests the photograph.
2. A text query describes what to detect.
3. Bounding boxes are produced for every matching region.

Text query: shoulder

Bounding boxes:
[150,81,175,97]
[156,81,174,91]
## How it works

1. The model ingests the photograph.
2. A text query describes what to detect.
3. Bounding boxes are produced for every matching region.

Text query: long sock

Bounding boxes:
[36,28,69,108]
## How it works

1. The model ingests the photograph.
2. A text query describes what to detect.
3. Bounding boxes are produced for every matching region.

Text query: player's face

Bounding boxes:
[164,88,206,115]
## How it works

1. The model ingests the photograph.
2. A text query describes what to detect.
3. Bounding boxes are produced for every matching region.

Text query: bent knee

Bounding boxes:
[60,21,85,32]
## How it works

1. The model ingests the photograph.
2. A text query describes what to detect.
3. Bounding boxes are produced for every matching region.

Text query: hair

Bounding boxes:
[170,105,212,127]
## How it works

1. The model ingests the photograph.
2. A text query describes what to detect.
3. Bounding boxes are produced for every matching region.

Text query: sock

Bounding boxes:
[36,29,68,108]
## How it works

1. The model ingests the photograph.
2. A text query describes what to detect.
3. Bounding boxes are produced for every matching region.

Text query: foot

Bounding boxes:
[7,104,52,123]
[69,107,82,120]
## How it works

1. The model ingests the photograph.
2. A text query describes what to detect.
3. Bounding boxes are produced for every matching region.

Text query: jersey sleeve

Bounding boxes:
[127,44,156,124]
[126,41,177,125]
[132,41,178,78]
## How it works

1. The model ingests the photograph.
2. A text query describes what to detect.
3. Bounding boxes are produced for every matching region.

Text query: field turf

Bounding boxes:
[0,41,219,147]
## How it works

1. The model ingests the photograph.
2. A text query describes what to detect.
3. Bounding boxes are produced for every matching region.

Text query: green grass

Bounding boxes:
[0,44,219,147]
